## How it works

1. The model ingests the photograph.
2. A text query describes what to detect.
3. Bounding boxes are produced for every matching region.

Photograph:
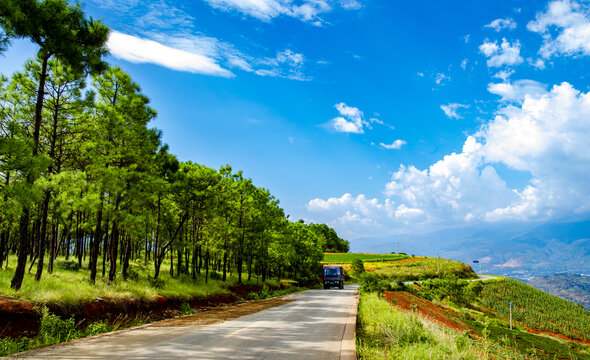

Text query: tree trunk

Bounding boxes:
[11,209,30,290]
[12,55,50,291]
[90,194,104,284]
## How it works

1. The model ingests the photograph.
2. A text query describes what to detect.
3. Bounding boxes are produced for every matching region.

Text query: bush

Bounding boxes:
[180,302,194,316]
[359,272,390,293]
[148,276,165,289]
[209,271,222,280]
[38,307,78,346]
[351,258,365,275]
[56,260,79,271]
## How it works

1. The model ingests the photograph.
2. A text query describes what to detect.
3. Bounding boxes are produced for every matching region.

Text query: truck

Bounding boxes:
[323,265,344,289]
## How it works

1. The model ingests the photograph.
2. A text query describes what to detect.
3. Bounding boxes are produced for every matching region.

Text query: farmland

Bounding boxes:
[481,278,590,341]
[322,253,408,264]
[356,257,590,359]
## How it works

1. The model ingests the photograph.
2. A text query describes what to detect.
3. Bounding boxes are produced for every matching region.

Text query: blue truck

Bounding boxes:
[323,265,344,289]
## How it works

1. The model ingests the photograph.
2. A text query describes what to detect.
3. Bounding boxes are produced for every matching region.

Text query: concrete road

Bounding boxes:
[11,285,359,360]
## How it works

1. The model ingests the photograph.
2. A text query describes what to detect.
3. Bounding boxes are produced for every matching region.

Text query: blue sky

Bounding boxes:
[3,0,590,250]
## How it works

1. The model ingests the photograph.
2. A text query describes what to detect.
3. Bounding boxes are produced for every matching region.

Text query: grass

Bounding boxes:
[322,253,408,264]
[0,255,280,304]
[0,306,149,357]
[356,292,523,360]
[481,278,590,341]
[372,257,476,281]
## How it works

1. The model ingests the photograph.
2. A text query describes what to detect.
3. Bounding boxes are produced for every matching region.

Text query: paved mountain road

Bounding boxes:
[10,285,359,360]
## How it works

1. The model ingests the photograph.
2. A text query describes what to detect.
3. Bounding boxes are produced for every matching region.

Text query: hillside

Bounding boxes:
[355,256,590,360]
[355,220,590,281]
[529,273,590,310]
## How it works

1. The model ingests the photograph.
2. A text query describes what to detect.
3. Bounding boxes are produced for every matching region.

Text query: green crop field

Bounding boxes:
[481,278,590,341]
[322,253,408,263]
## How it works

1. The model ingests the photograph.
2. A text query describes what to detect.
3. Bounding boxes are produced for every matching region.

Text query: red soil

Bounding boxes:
[0,291,242,339]
[383,291,474,334]
[523,324,590,345]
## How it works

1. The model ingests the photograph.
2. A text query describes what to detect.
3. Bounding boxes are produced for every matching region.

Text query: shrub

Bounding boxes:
[180,302,194,316]
[38,307,78,346]
[359,272,390,293]
[351,258,365,275]
[56,260,79,271]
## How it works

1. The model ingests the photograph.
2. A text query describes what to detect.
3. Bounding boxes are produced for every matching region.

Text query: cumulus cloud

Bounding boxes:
[479,38,524,67]
[527,0,590,58]
[308,82,590,238]
[485,18,517,31]
[379,140,406,150]
[330,103,368,133]
[441,103,469,119]
[487,79,547,102]
[107,31,234,77]
[202,0,360,24]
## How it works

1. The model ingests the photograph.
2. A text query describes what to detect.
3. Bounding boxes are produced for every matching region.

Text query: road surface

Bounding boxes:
[11,285,359,360]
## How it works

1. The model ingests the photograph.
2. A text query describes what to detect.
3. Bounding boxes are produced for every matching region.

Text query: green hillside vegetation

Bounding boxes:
[371,257,476,281]
[356,259,590,360]
[356,292,524,360]
[481,278,590,341]
[322,252,407,264]
[529,273,590,310]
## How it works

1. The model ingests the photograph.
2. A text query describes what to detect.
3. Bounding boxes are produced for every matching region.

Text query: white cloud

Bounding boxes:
[527,0,590,58]
[107,31,233,77]
[202,0,360,23]
[379,140,406,150]
[435,73,450,85]
[440,103,469,119]
[479,38,524,67]
[460,58,468,69]
[487,79,547,102]
[330,103,366,133]
[494,69,514,81]
[256,49,309,81]
[308,82,590,238]
[485,18,517,31]
[531,58,546,69]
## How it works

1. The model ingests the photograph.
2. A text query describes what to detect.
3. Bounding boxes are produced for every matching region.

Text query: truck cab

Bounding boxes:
[323,265,344,289]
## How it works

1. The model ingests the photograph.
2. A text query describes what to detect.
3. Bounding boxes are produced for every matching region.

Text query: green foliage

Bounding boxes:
[323,253,407,264]
[38,307,77,346]
[481,278,590,340]
[308,223,350,253]
[56,260,79,272]
[351,258,365,275]
[359,272,390,294]
[418,275,477,305]
[180,302,194,316]
[373,257,476,282]
[356,293,491,360]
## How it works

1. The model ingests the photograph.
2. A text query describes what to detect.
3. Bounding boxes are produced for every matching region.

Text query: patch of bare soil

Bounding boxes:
[383,291,474,334]
[0,297,40,338]
[522,324,590,345]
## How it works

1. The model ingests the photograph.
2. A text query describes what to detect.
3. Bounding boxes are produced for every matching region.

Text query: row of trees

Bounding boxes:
[0,0,348,290]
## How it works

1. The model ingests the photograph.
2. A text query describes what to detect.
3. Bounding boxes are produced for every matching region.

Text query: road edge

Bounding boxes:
[340,286,359,360]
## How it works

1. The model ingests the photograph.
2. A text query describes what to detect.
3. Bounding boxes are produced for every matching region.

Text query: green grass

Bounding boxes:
[0,255,262,304]
[465,317,590,360]
[481,278,590,341]
[373,257,476,282]
[322,252,408,263]
[356,292,523,360]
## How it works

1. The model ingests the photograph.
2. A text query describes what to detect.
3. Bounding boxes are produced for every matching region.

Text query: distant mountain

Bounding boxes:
[529,274,590,310]
[353,220,590,281]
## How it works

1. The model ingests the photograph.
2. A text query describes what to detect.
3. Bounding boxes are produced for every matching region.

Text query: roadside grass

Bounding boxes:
[356,292,523,360]
[0,256,285,304]
[322,253,407,264]
[0,306,147,357]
